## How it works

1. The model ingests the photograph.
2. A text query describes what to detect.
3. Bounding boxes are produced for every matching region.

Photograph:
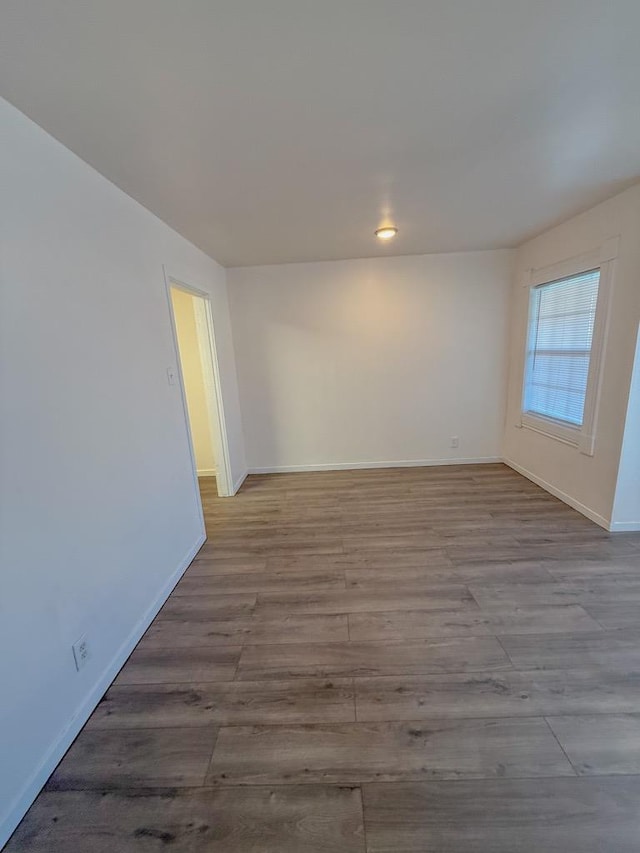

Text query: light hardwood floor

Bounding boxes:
[7,464,640,851]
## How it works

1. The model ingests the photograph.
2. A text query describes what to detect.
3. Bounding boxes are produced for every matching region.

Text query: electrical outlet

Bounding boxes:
[72,635,91,671]
[450,436,459,449]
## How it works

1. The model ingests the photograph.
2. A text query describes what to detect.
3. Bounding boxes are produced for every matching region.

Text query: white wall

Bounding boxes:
[228,251,512,471]
[0,98,245,847]
[611,325,640,530]
[171,287,217,476]
[503,183,640,529]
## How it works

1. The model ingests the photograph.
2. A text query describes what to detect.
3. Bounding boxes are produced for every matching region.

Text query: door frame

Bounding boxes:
[163,267,234,497]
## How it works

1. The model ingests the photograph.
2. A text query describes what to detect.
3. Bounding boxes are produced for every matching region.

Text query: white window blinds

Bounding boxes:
[523,268,600,427]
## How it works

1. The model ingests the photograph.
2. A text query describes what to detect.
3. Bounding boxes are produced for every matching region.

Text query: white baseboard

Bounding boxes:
[0,533,205,851]
[609,520,640,532]
[248,456,502,475]
[503,458,611,530]
[197,468,217,477]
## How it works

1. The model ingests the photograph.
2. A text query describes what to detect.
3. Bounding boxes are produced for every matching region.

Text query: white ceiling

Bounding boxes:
[2,1,640,267]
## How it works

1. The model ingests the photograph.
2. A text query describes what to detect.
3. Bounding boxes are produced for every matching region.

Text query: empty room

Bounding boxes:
[2,2,640,851]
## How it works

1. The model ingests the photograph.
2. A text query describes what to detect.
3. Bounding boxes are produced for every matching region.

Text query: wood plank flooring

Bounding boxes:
[7,463,640,852]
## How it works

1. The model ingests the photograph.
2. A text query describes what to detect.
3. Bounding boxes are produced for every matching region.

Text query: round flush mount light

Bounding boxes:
[375,226,398,241]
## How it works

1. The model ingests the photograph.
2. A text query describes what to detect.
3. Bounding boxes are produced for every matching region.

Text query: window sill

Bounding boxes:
[518,413,594,455]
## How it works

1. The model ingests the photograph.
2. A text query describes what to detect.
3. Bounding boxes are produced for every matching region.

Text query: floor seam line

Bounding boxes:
[543,716,580,777]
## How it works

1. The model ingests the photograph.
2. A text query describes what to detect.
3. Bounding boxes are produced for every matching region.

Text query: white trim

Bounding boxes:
[192,297,225,488]
[201,295,234,496]
[232,470,248,494]
[609,521,640,533]
[527,248,601,287]
[503,458,610,530]
[0,534,205,851]
[249,457,502,474]
[519,269,533,288]
[518,246,617,458]
[520,412,581,448]
[163,269,234,498]
[163,274,210,523]
[197,468,217,477]
[600,235,621,264]
[578,257,615,456]
[521,238,618,287]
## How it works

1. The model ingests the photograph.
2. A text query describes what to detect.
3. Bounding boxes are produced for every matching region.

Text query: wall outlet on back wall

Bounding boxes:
[450,436,459,449]
[72,635,91,671]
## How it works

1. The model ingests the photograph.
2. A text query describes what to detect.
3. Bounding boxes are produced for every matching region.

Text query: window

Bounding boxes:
[523,269,600,428]
[518,239,617,455]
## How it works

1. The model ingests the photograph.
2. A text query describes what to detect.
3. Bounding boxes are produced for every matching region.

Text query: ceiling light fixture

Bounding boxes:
[375,226,398,241]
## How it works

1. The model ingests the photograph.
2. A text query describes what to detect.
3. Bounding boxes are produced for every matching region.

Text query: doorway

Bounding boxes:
[166,275,233,498]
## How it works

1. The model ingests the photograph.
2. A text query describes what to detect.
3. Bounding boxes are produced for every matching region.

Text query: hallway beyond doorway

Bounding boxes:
[168,279,232,497]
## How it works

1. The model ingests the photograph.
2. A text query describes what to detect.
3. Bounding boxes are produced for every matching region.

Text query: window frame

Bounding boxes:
[517,239,617,456]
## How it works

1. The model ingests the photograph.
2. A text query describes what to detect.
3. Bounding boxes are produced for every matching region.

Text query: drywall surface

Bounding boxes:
[611,324,640,530]
[0,97,244,846]
[228,251,512,471]
[171,287,217,475]
[503,183,640,528]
